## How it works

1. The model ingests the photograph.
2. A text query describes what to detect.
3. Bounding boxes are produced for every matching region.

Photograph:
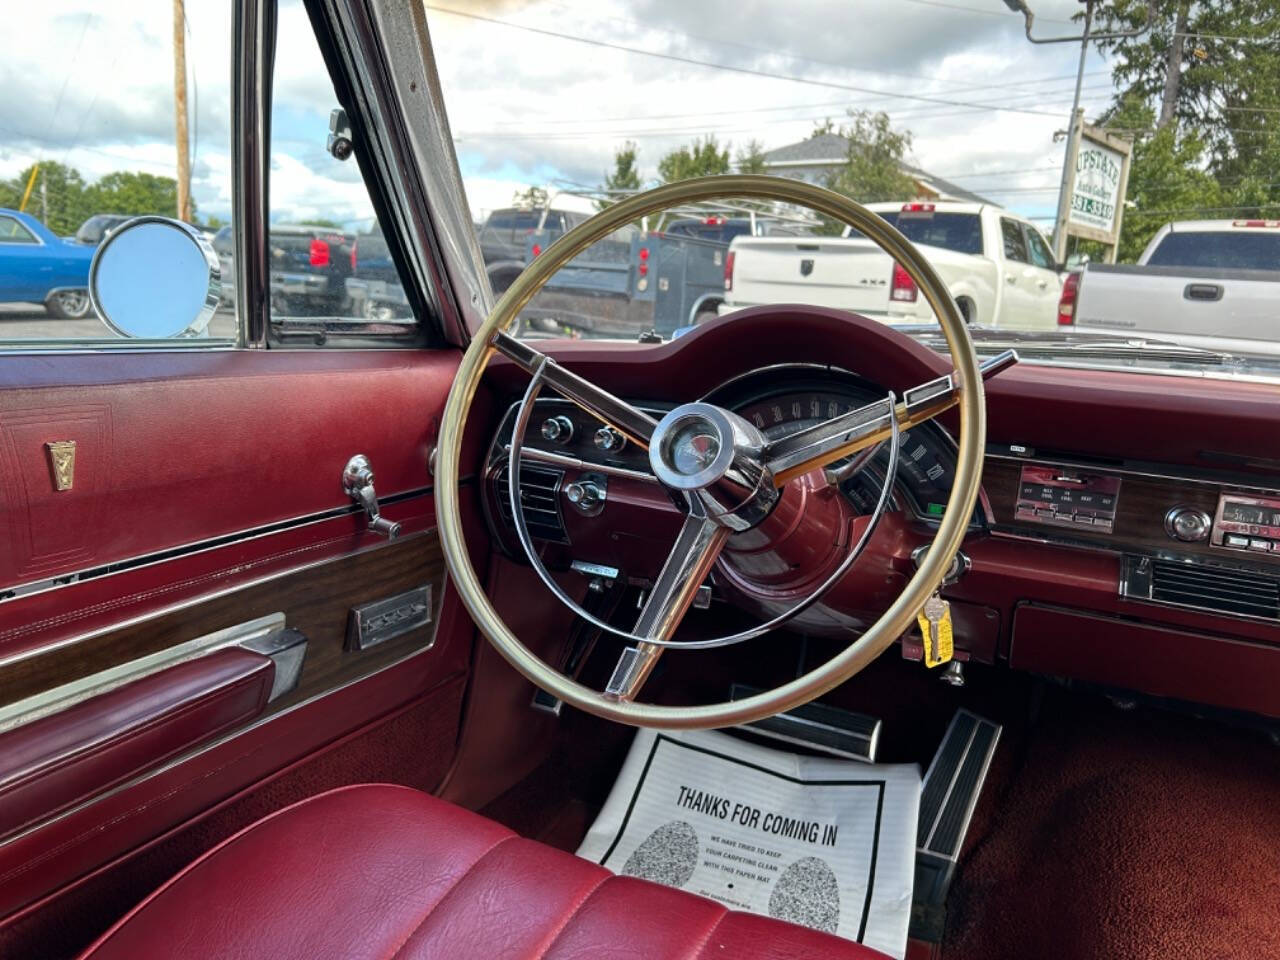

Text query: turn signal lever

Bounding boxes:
[342,454,401,539]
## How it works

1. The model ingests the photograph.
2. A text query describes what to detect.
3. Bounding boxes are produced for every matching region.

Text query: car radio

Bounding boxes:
[1212,493,1280,554]
[1014,465,1121,533]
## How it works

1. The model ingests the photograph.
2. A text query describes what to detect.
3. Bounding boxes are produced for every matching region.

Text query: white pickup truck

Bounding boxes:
[1064,220,1280,355]
[719,201,1063,330]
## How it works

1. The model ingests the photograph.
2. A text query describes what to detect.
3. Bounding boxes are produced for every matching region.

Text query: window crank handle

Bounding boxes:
[342,454,402,539]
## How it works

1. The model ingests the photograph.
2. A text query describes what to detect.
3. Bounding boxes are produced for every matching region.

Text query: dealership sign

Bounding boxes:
[1069,138,1125,234]
[1052,113,1133,261]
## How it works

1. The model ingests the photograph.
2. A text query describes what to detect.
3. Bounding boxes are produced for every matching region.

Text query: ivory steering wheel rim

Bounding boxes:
[435,175,986,729]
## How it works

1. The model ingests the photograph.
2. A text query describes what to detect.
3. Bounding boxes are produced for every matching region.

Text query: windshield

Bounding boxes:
[430,1,1280,373]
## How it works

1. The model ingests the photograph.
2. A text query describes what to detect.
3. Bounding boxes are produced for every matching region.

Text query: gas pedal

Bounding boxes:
[914,709,1002,909]
[729,683,881,763]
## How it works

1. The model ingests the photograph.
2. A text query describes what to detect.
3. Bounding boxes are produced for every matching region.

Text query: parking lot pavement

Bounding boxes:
[0,303,239,342]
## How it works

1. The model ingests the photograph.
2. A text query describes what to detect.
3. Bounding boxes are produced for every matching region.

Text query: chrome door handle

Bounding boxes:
[1037,279,1048,289]
[342,454,401,539]
[1005,275,1017,284]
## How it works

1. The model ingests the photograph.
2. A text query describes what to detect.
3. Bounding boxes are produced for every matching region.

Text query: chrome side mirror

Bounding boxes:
[89,217,221,339]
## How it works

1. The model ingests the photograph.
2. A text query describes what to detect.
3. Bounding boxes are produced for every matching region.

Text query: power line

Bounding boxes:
[499,75,1114,129]
[426,5,1075,118]
[899,0,1070,22]
[449,88,1116,142]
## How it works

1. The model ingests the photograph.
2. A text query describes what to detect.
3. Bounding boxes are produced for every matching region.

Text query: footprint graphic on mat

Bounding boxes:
[621,820,699,888]
[768,856,840,933]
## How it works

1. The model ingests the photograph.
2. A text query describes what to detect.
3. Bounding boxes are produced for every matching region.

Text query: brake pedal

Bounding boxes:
[729,683,882,763]
[914,709,1001,907]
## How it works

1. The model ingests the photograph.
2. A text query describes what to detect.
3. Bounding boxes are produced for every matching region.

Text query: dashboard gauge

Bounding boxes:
[705,371,975,525]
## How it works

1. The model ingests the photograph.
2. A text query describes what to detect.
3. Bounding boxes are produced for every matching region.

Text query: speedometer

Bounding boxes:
[705,370,974,524]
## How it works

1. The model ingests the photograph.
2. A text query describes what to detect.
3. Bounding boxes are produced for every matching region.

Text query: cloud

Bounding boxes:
[3,0,1114,230]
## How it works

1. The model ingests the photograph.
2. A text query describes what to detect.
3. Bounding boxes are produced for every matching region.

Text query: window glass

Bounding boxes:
[0,217,38,244]
[1000,218,1029,263]
[268,0,417,339]
[876,212,983,256]
[0,1,235,345]
[1024,226,1055,269]
[1146,232,1280,271]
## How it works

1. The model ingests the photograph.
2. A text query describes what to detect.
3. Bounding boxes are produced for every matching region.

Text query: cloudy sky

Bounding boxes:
[0,0,1117,230]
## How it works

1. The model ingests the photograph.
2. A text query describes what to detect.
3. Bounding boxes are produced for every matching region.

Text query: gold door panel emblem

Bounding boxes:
[45,440,77,492]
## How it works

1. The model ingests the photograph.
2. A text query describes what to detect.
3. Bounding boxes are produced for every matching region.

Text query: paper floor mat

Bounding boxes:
[576,728,920,959]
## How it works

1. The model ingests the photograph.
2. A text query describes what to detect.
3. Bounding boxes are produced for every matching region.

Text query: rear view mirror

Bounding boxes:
[89,217,221,338]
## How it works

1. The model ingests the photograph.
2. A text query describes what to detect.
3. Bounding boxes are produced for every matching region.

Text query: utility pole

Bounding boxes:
[1158,3,1190,130]
[173,0,192,222]
[1004,0,1155,260]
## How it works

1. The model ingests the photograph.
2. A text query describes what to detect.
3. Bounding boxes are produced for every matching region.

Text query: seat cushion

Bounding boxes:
[79,783,890,959]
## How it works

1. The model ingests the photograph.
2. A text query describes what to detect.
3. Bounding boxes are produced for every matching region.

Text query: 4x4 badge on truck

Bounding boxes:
[800,259,815,276]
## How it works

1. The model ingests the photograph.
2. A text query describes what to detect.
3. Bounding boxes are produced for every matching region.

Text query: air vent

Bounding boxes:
[494,463,567,542]
[1122,555,1280,620]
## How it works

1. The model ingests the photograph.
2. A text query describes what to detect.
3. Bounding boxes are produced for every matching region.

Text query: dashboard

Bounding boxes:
[478,305,1280,721]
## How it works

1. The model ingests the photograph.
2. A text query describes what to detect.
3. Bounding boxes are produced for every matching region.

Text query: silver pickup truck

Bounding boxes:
[1066,220,1280,355]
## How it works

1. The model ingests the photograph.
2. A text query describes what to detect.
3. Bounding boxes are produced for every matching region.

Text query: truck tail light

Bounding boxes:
[531,243,542,257]
[901,202,936,213]
[703,216,726,225]
[350,239,358,271]
[309,238,330,268]
[890,262,917,302]
[1058,271,1079,326]
[1232,219,1280,227]
[638,246,649,277]
[724,250,735,291]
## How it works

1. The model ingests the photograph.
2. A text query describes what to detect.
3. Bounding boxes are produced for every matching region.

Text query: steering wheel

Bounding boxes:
[436,175,986,729]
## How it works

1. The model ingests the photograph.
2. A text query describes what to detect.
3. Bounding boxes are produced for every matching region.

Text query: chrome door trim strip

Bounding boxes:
[231,0,273,347]
[0,614,285,735]
[0,487,434,602]
[0,529,435,671]
[0,629,447,850]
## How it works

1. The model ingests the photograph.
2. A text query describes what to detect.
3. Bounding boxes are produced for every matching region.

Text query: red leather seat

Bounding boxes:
[80,783,890,959]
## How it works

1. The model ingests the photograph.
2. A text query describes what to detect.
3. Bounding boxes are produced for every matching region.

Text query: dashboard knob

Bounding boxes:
[1165,506,1211,543]
[540,415,574,444]
[594,426,626,453]
[564,480,604,513]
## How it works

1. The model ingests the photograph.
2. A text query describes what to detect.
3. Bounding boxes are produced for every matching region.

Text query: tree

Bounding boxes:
[0,161,92,235]
[1100,95,1226,260]
[1092,1,1280,176]
[657,135,730,183]
[512,185,549,209]
[824,110,917,204]
[87,171,187,221]
[1090,1,1280,242]
[299,217,343,228]
[735,140,768,174]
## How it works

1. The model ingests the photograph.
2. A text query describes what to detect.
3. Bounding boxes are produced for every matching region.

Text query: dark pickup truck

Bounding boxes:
[345,227,408,319]
[268,224,355,316]
[517,215,812,339]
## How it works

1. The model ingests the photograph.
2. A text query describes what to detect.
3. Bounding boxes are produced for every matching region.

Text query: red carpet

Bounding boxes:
[944,690,1280,960]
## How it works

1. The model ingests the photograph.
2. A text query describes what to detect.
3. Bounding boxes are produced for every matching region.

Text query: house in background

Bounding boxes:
[760,133,996,205]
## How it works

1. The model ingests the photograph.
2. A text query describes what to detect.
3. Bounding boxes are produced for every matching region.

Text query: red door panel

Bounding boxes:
[0,350,456,590]
[0,345,471,938]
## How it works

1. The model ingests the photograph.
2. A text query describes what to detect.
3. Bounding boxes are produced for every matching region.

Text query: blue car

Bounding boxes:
[0,208,96,318]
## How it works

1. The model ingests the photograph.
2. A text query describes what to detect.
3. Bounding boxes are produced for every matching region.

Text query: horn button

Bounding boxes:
[649,403,779,530]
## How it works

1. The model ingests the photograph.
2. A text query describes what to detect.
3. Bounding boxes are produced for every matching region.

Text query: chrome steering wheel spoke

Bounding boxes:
[604,500,729,702]
[493,331,659,448]
[765,349,1018,486]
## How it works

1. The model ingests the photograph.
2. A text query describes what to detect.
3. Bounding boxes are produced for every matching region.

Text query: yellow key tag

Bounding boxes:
[917,595,954,669]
